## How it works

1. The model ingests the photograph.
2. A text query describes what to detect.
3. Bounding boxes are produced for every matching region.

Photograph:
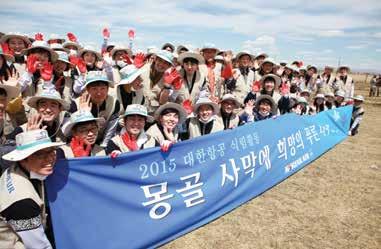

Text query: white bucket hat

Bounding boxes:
[84,71,114,88]
[78,46,102,61]
[50,43,69,53]
[161,43,175,52]
[110,47,132,59]
[314,93,325,99]
[337,65,350,72]
[63,41,81,50]
[0,32,32,46]
[62,110,102,137]
[120,104,154,123]
[220,93,240,108]
[155,50,174,65]
[27,88,70,110]
[236,50,255,61]
[261,57,277,66]
[176,45,189,54]
[260,74,281,87]
[0,81,20,101]
[154,102,187,124]
[307,65,318,73]
[146,46,158,57]
[22,40,59,62]
[200,43,219,53]
[255,53,268,60]
[297,96,308,105]
[193,97,219,115]
[335,90,345,98]
[47,34,65,44]
[177,51,205,64]
[325,92,335,98]
[352,95,364,102]
[56,51,73,66]
[118,65,142,85]
[2,129,65,161]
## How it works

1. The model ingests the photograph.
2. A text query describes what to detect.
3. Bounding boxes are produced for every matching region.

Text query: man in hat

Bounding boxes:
[106,104,155,156]
[333,66,354,100]
[349,95,365,136]
[58,110,105,158]
[10,88,69,143]
[71,71,120,147]
[217,94,240,130]
[0,129,65,249]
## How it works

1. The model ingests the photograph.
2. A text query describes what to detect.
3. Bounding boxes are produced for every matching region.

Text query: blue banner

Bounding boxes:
[46,106,352,249]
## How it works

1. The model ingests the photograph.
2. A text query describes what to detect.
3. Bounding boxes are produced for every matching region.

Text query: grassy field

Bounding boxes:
[162,74,381,249]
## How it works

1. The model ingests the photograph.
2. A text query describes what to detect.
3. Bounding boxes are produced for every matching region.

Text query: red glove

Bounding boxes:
[299,61,304,67]
[164,68,183,90]
[1,43,14,56]
[252,80,261,93]
[221,64,233,79]
[121,132,138,151]
[67,32,77,42]
[69,55,87,74]
[35,33,44,41]
[70,136,92,157]
[102,28,110,39]
[134,53,145,68]
[280,83,290,95]
[40,62,53,81]
[121,54,133,65]
[182,99,193,115]
[26,54,39,74]
[160,140,173,152]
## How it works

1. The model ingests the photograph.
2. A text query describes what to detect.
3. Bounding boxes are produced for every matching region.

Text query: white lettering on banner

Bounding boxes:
[141,182,174,219]
[319,124,330,137]
[304,125,320,145]
[277,130,305,161]
[139,159,177,179]
[220,146,272,188]
[195,149,207,164]
[230,133,260,152]
[176,172,205,207]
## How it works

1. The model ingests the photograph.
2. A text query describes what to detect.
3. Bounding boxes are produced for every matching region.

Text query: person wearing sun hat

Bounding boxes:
[18,36,59,98]
[181,95,224,140]
[105,104,155,157]
[318,65,335,94]
[334,89,346,107]
[240,94,277,123]
[216,93,240,130]
[176,51,208,104]
[77,45,103,72]
[0,129,65,249]
[140,49,181,114]
[9,88,69,143]
[47,33,65,45]
[146,102,187,151]
[51,51,74,104]
[310,93,326,114]
[291,96,311,115]
[116,64,145,112]
[349,95,365,136]
[104,46,137,86]
[333,65,354,101]
[324,91,336,109]
[253,53,268,70]
[62,32,81,56]
[71,71,120,147]
[176,45,189,55]
[57,110,105,158]
[161,43,175,53]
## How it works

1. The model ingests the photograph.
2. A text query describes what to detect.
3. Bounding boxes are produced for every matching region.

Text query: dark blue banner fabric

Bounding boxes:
[47,106,352,249]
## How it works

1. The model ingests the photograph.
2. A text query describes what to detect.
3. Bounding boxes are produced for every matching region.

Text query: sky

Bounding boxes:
[1,0,381,73]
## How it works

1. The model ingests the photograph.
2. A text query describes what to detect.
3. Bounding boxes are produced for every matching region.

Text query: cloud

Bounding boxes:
[242,36,279,56]
[376,49,381,52]
[346,44,368,50]
[317,30,345,37]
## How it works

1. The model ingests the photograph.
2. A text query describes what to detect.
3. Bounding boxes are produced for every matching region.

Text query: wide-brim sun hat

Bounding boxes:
[0,32,32,46]
[177,51,205,64]
[63,41,81,50]
[47,33,65,44]
[235,51,255,61]
[155,50,174,65]
[261,57,277,66]
[260,74,281,88]
[297,96,309,105]
[176,45,189,54]
[0,82,20,101]
[56,51,73,65]
[50,43,69,53]
[110,47,132,59]
[255,95,277,114]
[335,90,345,98]
[78,46,102,61]
[255,53,268,60]
[62,110,103,137]
[27,88,70,110]
[325,92,335,98]
[307,65,318,73]
[200,43,220,54]
[220,93,240,108]
[337,65,350,72]
[84,71,114,88]
[314,93,326,99]
[22,40,59,62]
[161,43,175,51]
[193,97,219,115]
[2,129,65,162]
[154,102,188,124]
[353,95,365,102]
[118,65,142,86]
[120,104,154,123]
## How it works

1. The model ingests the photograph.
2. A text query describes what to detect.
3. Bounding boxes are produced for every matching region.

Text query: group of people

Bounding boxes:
[0,30,366,248]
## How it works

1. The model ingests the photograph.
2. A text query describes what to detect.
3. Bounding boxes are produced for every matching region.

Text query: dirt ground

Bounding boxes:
[162,74,381,249]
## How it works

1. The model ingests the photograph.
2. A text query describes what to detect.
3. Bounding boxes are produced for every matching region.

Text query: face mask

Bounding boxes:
[116,60,128,68]
[30,171,47,181]
[69,49,77,56]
